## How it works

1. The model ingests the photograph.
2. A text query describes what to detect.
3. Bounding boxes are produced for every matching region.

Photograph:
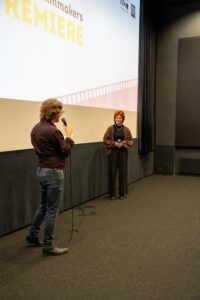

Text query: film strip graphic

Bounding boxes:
[58,79,137,105]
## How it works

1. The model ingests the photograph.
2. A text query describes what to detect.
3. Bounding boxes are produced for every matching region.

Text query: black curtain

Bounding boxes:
[138,0,157,156]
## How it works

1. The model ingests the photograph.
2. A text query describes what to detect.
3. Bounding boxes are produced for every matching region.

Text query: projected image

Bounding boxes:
[0,0,140,111]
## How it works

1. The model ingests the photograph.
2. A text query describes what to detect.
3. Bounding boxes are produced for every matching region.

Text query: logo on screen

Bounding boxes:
[131,4,136,18]
[120,0,129,12]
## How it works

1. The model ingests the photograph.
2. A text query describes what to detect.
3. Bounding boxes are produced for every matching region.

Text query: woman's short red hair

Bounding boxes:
[114,110,125,121]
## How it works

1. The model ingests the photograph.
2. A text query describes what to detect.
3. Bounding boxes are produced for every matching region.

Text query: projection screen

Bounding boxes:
[0,0,140,150]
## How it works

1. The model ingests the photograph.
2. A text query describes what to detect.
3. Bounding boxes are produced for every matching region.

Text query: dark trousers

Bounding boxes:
[108,148,128,197]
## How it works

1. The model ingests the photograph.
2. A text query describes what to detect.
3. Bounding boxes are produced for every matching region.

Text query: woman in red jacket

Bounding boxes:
[103,111,133,199]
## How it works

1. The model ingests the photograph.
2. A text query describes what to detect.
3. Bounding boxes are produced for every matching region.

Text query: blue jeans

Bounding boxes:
[29,167,64,249]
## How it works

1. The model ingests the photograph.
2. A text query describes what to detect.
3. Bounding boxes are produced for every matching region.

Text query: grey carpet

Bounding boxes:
[0,175,200,300]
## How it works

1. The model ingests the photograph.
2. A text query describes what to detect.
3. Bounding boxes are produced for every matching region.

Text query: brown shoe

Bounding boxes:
[43,246,69,256]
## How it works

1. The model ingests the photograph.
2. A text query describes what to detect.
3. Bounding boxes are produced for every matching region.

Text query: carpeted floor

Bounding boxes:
[0,174,200,300]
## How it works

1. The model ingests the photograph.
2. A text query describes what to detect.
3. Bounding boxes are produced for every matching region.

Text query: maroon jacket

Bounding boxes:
[31,119,74,170]
[103,124,133,153]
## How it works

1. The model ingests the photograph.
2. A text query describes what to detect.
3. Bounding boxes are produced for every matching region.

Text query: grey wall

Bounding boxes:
[155,2,200,174]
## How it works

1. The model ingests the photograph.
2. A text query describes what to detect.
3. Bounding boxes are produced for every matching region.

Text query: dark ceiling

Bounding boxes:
[156,0,200,5]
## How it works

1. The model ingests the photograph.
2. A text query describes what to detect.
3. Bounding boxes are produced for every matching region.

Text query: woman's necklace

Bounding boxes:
[115,124,123,131]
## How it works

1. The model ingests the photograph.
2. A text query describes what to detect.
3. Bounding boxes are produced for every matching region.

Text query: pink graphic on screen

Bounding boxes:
[58,79,138,112]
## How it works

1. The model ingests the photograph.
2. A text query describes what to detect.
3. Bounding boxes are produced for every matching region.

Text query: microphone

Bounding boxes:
[61,117,67,126]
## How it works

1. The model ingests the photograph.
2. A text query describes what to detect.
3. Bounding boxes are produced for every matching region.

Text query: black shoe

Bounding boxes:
[43,247,69,256]
[26,235,43,247]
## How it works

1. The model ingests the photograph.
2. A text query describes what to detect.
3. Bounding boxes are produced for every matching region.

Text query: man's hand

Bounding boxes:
[64,124,73,138]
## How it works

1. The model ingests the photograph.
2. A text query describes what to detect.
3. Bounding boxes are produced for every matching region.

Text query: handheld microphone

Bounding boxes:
[61,117,67,126]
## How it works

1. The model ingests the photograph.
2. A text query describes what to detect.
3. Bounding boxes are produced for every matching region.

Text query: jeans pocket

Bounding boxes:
[37,168,64,186]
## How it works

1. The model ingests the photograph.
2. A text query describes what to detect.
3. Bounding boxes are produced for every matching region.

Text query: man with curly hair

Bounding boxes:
[26,98,74,256]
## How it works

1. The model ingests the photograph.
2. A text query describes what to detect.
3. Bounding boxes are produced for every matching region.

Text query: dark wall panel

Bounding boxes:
[0,140,150,236]
[154,145,174,174]
[176,36,200,147]
[0,150,40,236]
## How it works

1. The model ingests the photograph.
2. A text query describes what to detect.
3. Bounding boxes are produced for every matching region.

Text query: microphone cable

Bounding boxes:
[67,146,97,242]
[68,151,79,242]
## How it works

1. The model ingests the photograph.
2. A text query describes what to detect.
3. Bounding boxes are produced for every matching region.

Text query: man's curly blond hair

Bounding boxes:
[40,98,63,121]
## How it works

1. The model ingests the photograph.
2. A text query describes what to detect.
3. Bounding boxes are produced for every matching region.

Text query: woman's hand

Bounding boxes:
[120,141,126,147]
[115,142,124,148]
[115,142,120,148]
